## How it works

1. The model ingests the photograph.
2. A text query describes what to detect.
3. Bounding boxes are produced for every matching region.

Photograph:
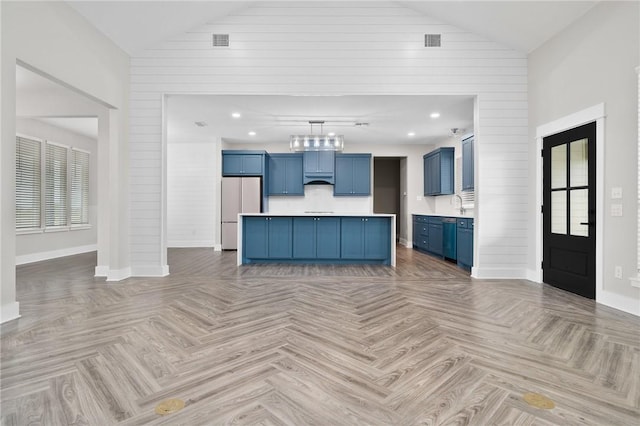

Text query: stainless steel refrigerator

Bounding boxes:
[221,177,261,250]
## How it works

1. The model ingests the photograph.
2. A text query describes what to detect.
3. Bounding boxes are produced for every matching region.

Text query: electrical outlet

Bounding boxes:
[611,187,623,199]
[611,204,623,217]
[614,266,623,279]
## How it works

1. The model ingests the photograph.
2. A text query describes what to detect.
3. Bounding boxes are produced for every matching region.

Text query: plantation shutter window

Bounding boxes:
[45,142,68,227]
[71,149,90,225]
[15,136,42,229]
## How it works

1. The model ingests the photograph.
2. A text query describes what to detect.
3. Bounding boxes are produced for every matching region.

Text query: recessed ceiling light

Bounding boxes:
[328,132,336,136]
[408,132,415,137]
[430,112,440,118]
[231,112,241,118]
[248,131,256,136]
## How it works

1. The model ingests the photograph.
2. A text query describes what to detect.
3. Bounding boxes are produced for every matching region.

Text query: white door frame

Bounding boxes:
[534,103,605,301]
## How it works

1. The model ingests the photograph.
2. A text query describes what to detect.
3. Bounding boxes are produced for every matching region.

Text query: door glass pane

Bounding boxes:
[570,138,588,187]
[551,145,567,189]
[551,191,567,234]
[570,189,589,237]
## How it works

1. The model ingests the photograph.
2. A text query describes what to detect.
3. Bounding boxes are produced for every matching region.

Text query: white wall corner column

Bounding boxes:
[95,108,132,281]
[631,65,640,290]
[0,41,21,323]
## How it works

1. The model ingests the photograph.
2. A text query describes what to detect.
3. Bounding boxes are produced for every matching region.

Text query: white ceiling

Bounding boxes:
[34,117,98,140]
[67,1,598,55]
[166,94,474,146]
[16,66,99,140]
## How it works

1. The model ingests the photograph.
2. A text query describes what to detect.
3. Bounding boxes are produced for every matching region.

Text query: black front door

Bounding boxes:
[543,122,596,299]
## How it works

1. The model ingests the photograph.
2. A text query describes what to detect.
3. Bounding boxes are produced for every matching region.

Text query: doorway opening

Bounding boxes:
[373,157,404,242]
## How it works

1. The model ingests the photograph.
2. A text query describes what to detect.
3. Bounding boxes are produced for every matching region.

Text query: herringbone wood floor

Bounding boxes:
[1,247,639,425]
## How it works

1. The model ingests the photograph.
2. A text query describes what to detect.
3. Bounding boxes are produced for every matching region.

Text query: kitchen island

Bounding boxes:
[238,213,396,266]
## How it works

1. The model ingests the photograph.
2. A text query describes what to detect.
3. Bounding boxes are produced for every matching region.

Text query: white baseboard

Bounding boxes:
[597,290,640,316]
[106,267,132,282]
[131,264,170,277]
[167,240,215,248]
[526,268,542,283]
[1,302,21,324]
[16,244,97,266]
[399,238,410,247]
[95,265,109,277]
[214,243,222,251]
[471,267,529,280]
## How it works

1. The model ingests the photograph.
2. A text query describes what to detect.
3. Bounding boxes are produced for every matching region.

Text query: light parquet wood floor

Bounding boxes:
[2,247,639,425]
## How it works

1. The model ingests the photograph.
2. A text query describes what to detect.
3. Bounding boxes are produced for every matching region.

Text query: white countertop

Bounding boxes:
[412,213,474,219]
[240,213,396,217]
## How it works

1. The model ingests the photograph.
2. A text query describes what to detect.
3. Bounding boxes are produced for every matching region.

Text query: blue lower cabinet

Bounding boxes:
[341,217,390,262]
[412,215,429,251]
[443,218,457,260]
[243,217,292,261]
[244,217,268,259]
[245,215,390,264]
[341,218,365,259]
[292,218,315,258]
[268,217,292,258]
[457,218,474,270]
[316,217,341,258]
[427,217,443,256]
[292,217,340,259]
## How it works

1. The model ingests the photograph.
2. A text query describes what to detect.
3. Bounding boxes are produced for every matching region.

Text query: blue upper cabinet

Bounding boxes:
[334,154,371,196]
[303,151,335,184]
[222,150,266,176]
[268,154,303,196]
[423,147,454,196]
[461,135,474,191]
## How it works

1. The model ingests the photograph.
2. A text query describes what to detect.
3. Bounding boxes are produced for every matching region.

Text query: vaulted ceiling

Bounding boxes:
[67,1,598,55]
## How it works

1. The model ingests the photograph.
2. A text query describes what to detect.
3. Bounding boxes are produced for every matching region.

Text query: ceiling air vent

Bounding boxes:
[424,34,441,47]
[212,34,230,47]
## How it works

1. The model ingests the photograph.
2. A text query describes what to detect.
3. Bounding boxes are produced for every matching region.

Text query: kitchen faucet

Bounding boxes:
[453,194,466,215]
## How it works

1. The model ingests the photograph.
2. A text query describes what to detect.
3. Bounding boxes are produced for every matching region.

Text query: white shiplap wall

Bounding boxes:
[167,142,217,247]
[129,2,529,277]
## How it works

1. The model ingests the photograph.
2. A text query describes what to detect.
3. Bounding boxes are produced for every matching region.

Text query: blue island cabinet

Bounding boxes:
[341,217,390,262]
[243,216,292,261]
[292,217,340,259]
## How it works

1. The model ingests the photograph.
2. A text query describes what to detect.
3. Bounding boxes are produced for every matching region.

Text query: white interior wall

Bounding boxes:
[15,118,98,263]
[130,1,529,279]
[167,141,217,247]
[1,1,130,323]
[528,1,640,314]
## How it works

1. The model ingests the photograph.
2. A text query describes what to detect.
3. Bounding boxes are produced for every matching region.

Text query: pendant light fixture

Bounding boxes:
[290,120,344,152]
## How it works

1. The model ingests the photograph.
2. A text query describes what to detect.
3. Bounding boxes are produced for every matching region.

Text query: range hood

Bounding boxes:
[303,151,335,185]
